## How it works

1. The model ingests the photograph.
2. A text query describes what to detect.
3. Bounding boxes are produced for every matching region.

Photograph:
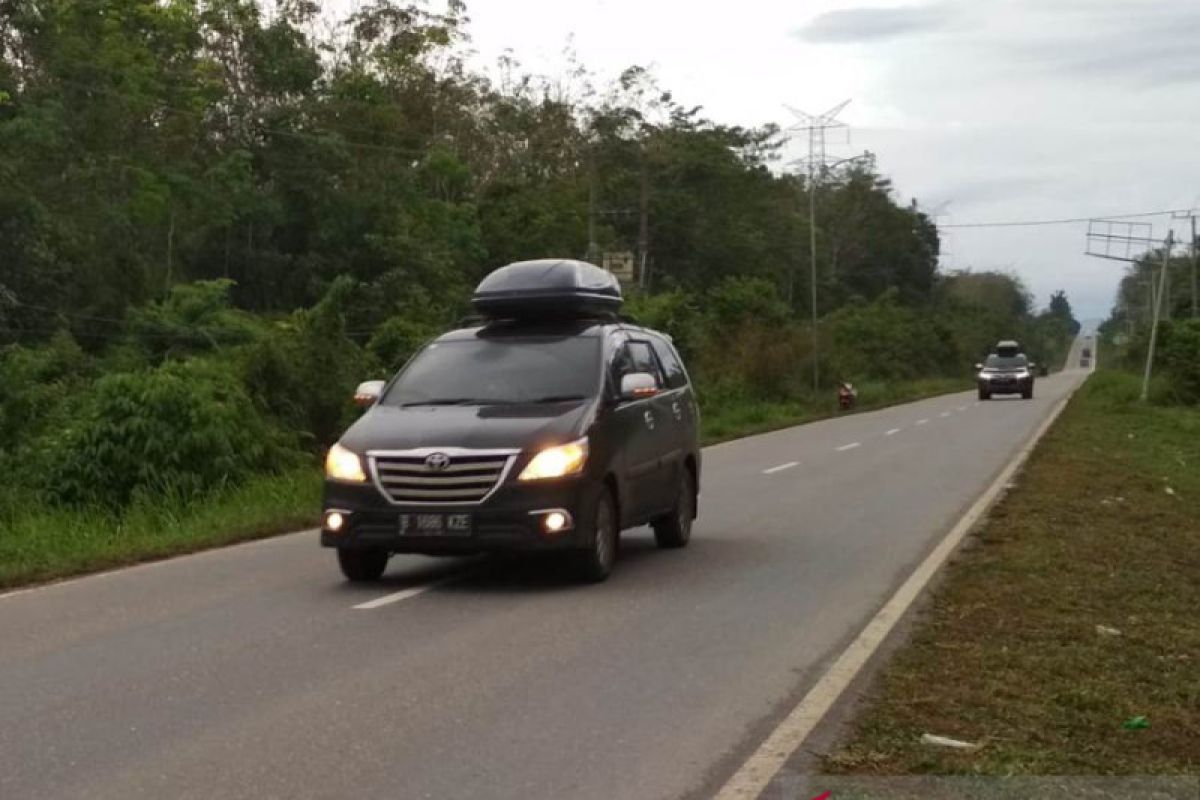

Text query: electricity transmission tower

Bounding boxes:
[1085,220,1177,400]
[783,100,862,392]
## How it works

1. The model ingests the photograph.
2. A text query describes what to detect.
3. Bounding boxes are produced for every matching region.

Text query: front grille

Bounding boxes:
[371,451,514,504]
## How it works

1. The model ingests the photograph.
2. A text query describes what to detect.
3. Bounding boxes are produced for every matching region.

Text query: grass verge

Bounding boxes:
[0,376,969,590]
[701,378,970,445]
[824,370,1200,774]
[0,467,321,590]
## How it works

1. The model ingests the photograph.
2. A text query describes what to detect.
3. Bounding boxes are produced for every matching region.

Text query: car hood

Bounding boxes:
[338,401,597,454]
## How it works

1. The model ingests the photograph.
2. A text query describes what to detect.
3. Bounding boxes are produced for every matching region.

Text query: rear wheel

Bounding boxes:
[653,468,695,549]
[337,548,389,582]
[574,487,618,583]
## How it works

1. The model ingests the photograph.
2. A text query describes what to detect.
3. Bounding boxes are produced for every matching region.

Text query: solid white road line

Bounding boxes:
[712,381,1084,800]
[354,572,470,610]
[885,428,902,436]
[763,462,799,475]
[835,442,861,452]
[916,419,930,426]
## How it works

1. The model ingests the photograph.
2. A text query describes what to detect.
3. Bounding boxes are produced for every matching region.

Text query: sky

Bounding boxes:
[459,0,1200,321]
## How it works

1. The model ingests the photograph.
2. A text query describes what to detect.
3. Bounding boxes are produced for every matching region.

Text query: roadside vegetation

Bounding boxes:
[824,362,1200,775]
[0,1,1078,587]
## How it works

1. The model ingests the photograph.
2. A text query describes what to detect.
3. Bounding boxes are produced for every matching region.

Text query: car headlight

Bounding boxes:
[519,438,588,481]
[325,443,367,483]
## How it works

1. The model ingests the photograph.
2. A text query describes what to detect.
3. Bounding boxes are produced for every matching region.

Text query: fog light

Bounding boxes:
[325,511,346,532]
[544,511,568,532]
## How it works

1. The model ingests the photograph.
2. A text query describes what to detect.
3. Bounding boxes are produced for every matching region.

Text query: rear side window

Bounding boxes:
[648,336,688,390]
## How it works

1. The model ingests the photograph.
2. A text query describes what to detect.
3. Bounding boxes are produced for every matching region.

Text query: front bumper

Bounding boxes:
[979,376,1033,394]
[320,476,595,554]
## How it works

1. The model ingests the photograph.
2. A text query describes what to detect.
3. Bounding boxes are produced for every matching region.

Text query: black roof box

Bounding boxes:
[472,259,623,319]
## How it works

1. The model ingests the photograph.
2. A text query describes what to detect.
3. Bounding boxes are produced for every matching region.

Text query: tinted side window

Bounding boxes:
[628,341,665,386]
[613,340,665,389]
[649,336,687,390]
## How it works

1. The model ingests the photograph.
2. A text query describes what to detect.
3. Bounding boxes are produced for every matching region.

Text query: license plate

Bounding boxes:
[399,513,472,537]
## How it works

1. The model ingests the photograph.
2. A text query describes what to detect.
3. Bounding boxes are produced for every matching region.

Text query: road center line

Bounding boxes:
[762,461,799,475]
[354,571,471,610]
[885,428,902,436]
[835,442,861,452]
[916,418,930,425]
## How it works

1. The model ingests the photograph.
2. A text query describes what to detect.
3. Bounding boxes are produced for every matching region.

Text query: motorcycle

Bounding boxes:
[837,382,857,411]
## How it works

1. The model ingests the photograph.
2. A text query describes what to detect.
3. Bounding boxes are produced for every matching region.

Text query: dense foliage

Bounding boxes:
[1100,246,1200,404]
[0,0,1078,517]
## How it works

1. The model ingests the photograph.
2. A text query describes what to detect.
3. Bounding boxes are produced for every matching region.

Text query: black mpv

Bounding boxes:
[321,259,701,583]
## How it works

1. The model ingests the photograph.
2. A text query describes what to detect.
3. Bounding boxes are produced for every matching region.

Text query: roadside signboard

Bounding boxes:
[602,251,635,284]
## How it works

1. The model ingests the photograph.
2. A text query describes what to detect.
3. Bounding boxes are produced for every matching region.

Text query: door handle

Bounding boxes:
[672,401,682,420]
[643,410,656,429]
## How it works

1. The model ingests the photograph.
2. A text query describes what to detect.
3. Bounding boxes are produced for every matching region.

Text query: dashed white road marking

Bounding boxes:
[763,461,799,475]
[835,442,861,452]
[916,418,930,426]
[957,405,969,412]
[354,571,472,610]
[885,428,902,436]
[940,411,952,418]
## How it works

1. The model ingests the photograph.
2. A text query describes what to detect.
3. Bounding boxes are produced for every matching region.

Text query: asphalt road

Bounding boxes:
[0,352,1090,800]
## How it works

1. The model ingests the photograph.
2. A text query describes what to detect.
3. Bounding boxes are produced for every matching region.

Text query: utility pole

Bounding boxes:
[638,148,649,290]
[1142,232,1174,401]
[784,100,854,393]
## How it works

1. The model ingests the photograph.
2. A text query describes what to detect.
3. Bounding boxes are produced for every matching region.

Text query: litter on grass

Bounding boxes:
[920,734,980,750]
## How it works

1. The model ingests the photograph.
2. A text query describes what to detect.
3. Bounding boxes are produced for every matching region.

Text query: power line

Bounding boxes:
[941,208,1191,229]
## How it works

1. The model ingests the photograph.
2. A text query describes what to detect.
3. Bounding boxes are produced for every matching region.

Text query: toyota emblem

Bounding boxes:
[424,452,451,471]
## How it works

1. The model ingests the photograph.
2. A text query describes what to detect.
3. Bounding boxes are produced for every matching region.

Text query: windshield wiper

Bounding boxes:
[402,398,517,407]
[528,394,588,404]
[402,398,484,407]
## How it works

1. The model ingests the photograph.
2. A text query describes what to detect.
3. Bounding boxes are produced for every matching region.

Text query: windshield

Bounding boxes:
[984,354,1029,370]
[382,336,602,406]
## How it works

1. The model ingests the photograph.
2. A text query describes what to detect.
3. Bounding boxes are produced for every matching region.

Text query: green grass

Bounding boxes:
[0,377,970,590]
[824,370,1200,775]
[700,378,970,445]
[0,467,321,590]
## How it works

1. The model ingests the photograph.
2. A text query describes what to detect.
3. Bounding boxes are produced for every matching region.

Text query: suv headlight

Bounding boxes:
[519,438,588,481]
[325,443,367,483]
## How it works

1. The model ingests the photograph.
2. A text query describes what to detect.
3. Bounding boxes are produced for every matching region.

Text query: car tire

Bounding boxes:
[1022,386,1034,400]
[574,487,618,583]
[978,387,991,401]
[337,548,389,582]
[653,468,695,549]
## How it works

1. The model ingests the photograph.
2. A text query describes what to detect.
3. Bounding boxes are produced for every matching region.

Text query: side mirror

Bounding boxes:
[1028,362,1037,369]
[973,363,983,371]
[619,372,659,401]
[353,380,386,408]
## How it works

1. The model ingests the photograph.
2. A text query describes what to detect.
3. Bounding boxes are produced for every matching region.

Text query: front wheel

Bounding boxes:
[574,487,619,583]
[653,469,695,549]
[337,548,389,582]
[978,387,991,401]
[1022,386,1034,400]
